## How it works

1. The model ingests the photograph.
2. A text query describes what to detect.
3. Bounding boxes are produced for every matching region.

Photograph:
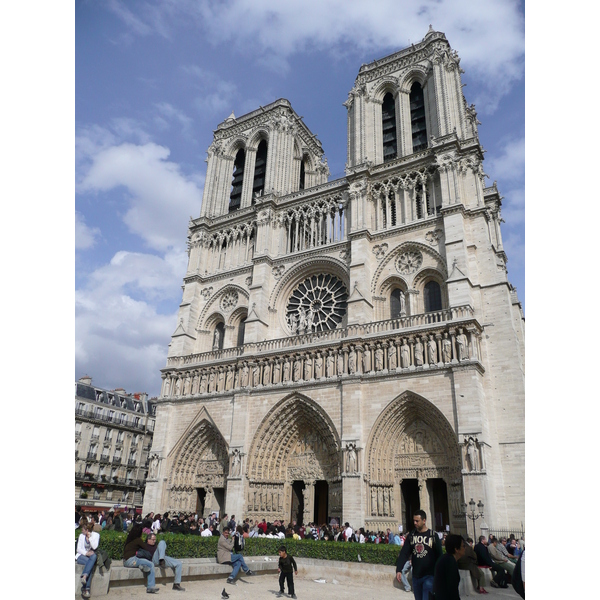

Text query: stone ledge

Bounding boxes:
[76,557,279,593]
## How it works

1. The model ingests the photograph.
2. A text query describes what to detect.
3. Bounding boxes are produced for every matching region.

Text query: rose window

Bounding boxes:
[220,291,239,312]
[286,274,348,334]
[396,251,423,275]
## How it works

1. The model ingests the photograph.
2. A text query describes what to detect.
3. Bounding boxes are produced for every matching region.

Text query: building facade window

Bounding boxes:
[252,140,268,201]
[423,280,442,312]
[410,82,427,152]
[229,148,245,212]
[382,92,397,161]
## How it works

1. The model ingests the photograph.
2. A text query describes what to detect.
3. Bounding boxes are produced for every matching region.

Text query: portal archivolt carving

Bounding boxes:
[167,417,229,512]
[366,391,462,518]
[247,393,341,483]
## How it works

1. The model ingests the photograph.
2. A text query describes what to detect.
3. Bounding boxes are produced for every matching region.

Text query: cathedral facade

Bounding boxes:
[143,28,525,535]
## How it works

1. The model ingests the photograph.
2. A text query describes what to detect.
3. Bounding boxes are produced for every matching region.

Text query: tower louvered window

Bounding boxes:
[229,149,245,212]
[410,82,427,152]
[382,93,397,161]
[252,140,268,201]
[299,158,306,190]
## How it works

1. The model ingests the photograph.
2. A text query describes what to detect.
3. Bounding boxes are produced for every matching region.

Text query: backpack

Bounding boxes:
[94,548,112,575]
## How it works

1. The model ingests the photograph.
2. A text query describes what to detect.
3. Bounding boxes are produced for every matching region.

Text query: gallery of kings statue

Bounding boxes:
[142,28,525,537]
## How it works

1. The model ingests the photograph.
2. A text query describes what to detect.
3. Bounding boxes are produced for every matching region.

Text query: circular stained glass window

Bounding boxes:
[286,274,348,334]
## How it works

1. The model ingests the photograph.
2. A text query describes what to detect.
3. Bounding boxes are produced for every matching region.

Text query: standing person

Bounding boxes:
[217,527,255,585]
[76,521,99,599]
[432,534,465,600]
[277,545,298,599]
[219,513,229,534]
[122,523,159,594]
[512,550,524,598]
[145,532,186,591]
[395,510,442,600]
[399,559,412,593]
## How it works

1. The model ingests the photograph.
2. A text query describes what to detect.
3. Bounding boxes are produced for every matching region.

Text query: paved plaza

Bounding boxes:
[83,573,523,600]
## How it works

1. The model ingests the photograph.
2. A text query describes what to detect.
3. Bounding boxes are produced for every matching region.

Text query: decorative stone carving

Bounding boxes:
[425,229,444,245]
[401,339,410,368]
[396,251,423,275]
[442,333,452,363]
[273,265,285,279]
[346,443,358,474]
[230,449,242,477]
[286,274,348,335]
[414,338,424,366]
[201,287,213,299]
[456,328,469,361]
[220,291,239,312]
[427,335,437,364]
[463,436,482,472]
[373,243,388,259]
[149,454,160,479]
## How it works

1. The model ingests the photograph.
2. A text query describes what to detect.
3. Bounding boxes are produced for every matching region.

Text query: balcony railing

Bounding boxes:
[99,455,111,464]
[166,305,476,368]
[127,459,137,466]
[86,452,97,460]
[112,457,122,465]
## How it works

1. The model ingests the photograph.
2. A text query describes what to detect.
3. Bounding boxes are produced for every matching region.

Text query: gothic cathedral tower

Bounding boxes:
[144,28,525,535]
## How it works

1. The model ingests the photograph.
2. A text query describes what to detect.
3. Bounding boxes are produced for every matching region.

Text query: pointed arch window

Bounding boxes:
[382,92,397,161]
[424,281,442,312]
[390,288,406,319]
[229,149,245,212]
[252,139,268,202]
[299,157,306,190]
[237,316,246,347]
[213,322,225,351]
[410,82,428,152]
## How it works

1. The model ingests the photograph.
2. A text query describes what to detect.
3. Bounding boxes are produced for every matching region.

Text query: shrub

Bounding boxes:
[75,530,401,565]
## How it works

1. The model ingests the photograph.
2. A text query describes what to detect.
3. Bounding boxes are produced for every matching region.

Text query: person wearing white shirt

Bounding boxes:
[344,522,353,541]
[200,524,213,537]
[151,515,162,534]
[76,522,100,598]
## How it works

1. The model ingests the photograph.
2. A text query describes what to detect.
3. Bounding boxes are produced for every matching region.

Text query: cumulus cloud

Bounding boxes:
[485,137,525,184]
[75,211,101,250]
[104,1,523,113]
[79,141,203,251]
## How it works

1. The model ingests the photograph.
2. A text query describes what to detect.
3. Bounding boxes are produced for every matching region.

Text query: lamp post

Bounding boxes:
[462,498,484,540]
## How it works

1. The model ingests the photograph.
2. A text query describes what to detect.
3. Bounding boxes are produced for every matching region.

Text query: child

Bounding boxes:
[277,545,298,599]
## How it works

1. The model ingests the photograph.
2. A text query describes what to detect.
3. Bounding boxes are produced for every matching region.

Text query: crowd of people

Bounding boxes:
[75,506,524,599]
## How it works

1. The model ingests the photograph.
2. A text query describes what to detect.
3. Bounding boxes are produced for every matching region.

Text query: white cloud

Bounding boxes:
[154,102,194,136]
[75,248,187,395]
[485,137,525,184]
[180,65,239,116]
[79,141,203,251]
[75,211,101,250]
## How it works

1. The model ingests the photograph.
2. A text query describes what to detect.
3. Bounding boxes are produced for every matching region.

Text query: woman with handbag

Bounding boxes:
[122,523,159,594]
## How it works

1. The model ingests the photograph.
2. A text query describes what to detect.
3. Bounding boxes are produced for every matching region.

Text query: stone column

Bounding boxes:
[418,473,431,523]
[303,481,315,524]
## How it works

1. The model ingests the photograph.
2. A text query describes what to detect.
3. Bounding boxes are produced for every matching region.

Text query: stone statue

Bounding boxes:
[293,358,302,381]
[225,368,234,390]
[388,342,397,369]
[208,371,216,392]
[414,339,424,366]
[315,355,323,378]
[252,364,260,387]
[428,336,437,364]
[466,437,478,471]
[456,329,468,361]
[348,348,356,374]
[298,307,307,333]
[306,306,315,331]
[326,352,335,377]
[212,327,222,350]
[288,311,298,334]
[383,487,389,516]
[377,486,383,515]
[337,351,344,375]
[149,455,159,479]
[346,443,357,473]
[263,362,271,385]
[163,377,170,397]
[192,374,199,394]
[283,359,291,382]
[304,356,312,380]
[401,340,410,368]
[230,449,241,477]
[273,361,281,383]
[199,372,207,393]
[183,375,191,395]
[400,290,406,315]
[442,333,452,363]
[363,346,371,372]
[241,363,249,387]
[371,486,377,515]
[375,346,384,371]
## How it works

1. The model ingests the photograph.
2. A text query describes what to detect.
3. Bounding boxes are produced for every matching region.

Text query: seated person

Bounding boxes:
[456,537,487,594]
[474,536,508,588]
[122,523,159,594]
[76,520,99,599]
[488,536,515,576]
[217,527,255,585]
[145,532,185,591]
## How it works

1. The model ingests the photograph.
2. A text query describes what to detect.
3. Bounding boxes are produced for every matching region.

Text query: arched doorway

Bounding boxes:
[246,393,342,525]
[167,416,229,517]
[366,391,464,533]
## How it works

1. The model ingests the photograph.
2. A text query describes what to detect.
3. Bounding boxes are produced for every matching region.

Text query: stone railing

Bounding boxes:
[167,305,474,368]
[160,312,481,399]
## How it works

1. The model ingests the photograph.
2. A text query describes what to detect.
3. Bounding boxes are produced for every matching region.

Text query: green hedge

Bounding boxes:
[75,530,401,565]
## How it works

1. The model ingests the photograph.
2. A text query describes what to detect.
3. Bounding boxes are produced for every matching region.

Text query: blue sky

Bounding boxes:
[75,0,525,397]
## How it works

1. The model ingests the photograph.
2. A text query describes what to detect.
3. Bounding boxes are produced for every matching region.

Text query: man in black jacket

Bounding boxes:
[395,510,442,600]
[474,536,508,588]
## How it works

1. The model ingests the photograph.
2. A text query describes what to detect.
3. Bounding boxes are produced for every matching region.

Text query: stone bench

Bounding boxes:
[76,556,278,595]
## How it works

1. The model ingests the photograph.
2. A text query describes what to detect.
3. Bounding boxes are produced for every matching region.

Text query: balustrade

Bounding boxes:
[161,319,482,399]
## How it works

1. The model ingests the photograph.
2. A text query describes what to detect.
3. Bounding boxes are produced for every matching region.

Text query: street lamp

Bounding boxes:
[462,498,484,540]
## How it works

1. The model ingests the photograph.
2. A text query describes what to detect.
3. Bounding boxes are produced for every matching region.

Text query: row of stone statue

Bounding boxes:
[162,329,478,397]
[247,485,284,513]
[370,485,395,517]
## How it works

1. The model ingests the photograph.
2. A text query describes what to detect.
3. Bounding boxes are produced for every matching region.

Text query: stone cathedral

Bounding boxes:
[143,28,525,535]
